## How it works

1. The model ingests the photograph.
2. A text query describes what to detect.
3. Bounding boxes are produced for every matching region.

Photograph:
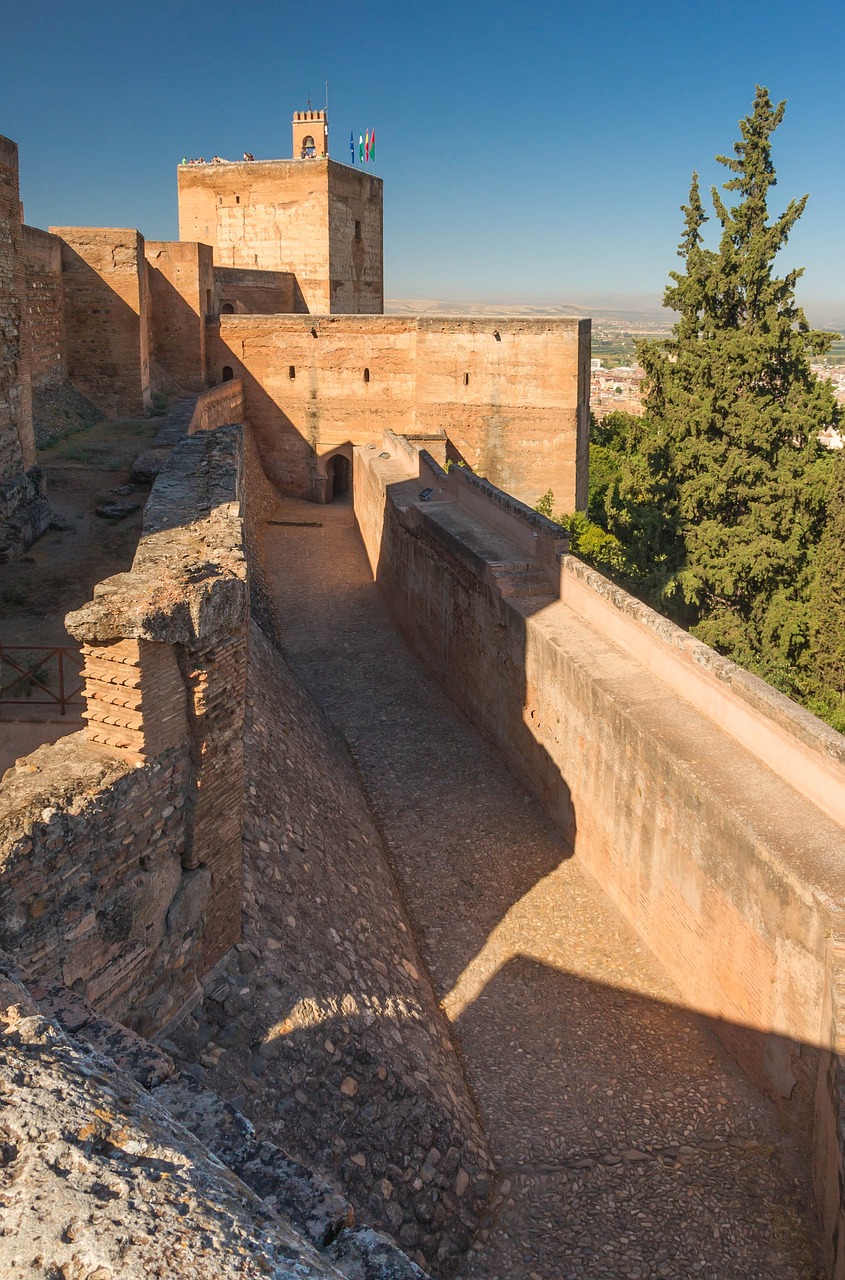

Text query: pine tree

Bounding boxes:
[636,86,840,691]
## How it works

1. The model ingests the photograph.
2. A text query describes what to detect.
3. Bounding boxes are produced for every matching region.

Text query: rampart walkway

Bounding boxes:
[264,495,821,1280]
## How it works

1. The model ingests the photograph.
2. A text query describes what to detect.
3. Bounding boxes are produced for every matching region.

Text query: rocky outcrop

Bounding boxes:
[0,957,428,1280]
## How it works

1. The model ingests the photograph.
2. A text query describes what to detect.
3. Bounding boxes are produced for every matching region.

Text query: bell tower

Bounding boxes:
[292,109,328,159]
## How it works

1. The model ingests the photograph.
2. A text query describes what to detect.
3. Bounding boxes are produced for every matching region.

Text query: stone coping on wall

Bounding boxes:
[369,429,845,826]
[178,156,382,182]
[368,432,570,589]
[559,554,845,829]
[66,426,247,647]
[219,312,587,334]
[188,379,245,437]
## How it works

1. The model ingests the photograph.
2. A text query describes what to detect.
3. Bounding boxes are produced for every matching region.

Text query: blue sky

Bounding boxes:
[2,0,843,325]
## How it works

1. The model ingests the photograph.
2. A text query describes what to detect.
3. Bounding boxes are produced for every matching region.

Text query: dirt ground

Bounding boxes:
[0,414,166,771]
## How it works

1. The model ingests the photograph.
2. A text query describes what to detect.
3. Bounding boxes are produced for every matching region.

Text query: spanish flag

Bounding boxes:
[365,130,370,163]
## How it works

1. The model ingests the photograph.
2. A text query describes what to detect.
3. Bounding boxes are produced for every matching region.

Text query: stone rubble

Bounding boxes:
[167,624,495,1276]
[1,957,428,1280]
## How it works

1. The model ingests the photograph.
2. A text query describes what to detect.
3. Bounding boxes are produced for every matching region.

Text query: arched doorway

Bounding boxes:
[222,365,234,382]
[221,302,235,315]
[325,453,352,501]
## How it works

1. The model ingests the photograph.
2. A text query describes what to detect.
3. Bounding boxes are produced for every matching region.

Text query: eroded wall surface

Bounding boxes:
[177,158,382,315]
[0,135,48,561]
[211,313,589,508]
[326,161,383,313]
[0,427,251,1032]
[22,224,65,390]
[354,435,845,1278]
[52,226,151,416]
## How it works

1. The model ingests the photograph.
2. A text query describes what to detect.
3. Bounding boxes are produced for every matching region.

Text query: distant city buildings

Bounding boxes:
[590,361,645,418]
[590,359,845,444]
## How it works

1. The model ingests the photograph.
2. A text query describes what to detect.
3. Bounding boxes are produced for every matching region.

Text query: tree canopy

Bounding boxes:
[549,88,843,725]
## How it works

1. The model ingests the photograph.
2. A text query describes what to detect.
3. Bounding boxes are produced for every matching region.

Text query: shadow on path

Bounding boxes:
[263,493,821,1280]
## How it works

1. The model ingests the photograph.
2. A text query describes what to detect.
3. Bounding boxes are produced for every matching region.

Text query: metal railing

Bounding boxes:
[0,646,84,716]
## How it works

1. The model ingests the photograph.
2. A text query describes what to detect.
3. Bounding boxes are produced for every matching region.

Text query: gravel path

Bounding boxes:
[264,494,822,1280]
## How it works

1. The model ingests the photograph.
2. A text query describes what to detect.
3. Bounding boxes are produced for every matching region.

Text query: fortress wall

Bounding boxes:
[0,135,48,563]
[214,264,301,315]
[354,436,845,1274]
[178,159,332,312]
[326,162,384,313]
[0,135,34,480]
[0,428,251,1032]
[145,240,213,392]
[177,158,383,316]
[21,224,66,390]
[210,313,589,507]
[52,226,151,416]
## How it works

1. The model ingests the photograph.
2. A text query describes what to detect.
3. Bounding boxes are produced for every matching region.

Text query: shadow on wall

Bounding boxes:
[360,452,845,1278]
[207,325,355,503]
[146,266,207,393]
[58,243,150,418]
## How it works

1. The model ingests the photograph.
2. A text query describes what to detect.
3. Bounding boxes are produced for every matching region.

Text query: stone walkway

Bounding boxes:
[263,494,821,1280]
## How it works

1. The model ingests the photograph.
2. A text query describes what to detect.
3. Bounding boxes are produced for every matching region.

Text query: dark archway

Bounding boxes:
[325,454,352,501]
[222,365,234,382]
[221,302,235,315]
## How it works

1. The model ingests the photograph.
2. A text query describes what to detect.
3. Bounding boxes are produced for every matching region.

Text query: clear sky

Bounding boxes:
[2,0,843,326]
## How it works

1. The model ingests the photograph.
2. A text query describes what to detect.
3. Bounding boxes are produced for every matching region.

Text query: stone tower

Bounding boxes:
[177,110,383,315]
[292,109,328,159]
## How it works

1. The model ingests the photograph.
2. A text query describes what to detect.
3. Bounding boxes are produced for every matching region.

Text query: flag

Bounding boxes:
[350,130,355,164]
[370,129,376,163]
[365,129,370,163]
[359,133,364,163]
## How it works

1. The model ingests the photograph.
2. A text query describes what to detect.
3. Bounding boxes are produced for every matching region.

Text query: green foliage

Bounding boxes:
[535,488,555,518]
[628,87,841,718]
[533,89,843,730]
[808,455,845,720]
[560,510,629,575]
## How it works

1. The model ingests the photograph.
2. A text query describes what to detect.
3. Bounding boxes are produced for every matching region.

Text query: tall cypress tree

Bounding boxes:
[637,86,840,691]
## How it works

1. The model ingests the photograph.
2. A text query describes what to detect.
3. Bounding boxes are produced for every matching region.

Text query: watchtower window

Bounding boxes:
[222,366,234,382]
[354,220,362,242]
[363,367,370,383]
[464,372,470,386]
[289,365,296,379]
[235,195,240,204]
[221,302,235,314]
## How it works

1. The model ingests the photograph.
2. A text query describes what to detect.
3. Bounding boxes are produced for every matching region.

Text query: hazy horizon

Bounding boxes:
[4,1,843,325]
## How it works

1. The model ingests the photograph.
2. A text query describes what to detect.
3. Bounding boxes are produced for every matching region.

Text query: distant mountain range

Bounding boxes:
[385,298,844,333]
[385,298,667,323]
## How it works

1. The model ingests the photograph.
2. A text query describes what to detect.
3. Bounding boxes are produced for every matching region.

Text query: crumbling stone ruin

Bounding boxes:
[2,113,845,1280]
